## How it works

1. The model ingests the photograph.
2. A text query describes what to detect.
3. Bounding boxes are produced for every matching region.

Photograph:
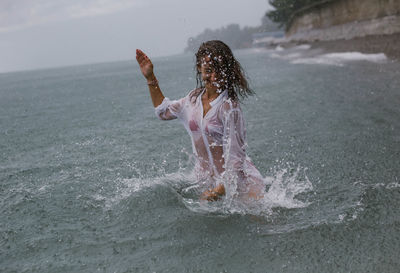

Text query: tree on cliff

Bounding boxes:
[267,0,330,28]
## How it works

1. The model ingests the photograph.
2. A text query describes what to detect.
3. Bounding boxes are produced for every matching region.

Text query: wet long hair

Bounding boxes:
[191,40,254,102]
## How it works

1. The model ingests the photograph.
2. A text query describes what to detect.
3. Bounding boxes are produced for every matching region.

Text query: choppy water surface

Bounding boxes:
[1,48,400,272]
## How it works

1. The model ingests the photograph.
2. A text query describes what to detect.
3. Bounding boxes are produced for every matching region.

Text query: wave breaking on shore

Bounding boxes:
[266,44,387,66]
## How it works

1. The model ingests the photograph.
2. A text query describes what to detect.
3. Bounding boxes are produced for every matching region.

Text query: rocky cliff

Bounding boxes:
[286,0,400,41]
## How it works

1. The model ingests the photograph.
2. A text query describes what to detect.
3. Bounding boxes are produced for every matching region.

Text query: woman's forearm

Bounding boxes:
[146,74,165,108]
[135,49,165,108]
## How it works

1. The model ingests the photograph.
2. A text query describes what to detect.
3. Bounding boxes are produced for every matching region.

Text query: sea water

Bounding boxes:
[1,48,400,272]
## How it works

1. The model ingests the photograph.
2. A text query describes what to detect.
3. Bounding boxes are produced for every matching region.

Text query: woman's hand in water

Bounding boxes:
[201,184,226,201]
[136,49,155,80]
[201,189,219,201]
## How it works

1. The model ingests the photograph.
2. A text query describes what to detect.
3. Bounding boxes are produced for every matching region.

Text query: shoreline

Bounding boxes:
[273,33,400,61]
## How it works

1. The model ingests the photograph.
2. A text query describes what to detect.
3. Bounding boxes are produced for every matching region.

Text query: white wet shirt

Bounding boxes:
[155,88,264,194]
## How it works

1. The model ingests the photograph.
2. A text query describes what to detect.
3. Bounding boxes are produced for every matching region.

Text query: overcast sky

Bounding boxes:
[0,0,272,73]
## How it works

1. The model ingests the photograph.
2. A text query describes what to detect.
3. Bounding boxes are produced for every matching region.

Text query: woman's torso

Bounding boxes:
[179,89,229,179]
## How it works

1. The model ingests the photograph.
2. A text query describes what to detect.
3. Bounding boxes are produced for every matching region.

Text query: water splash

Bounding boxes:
[98,170,195,209]
[263,166,313,209]
[180,165,314,216]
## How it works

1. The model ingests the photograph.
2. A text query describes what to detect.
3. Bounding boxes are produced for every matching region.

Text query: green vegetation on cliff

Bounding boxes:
[267,0,336,28]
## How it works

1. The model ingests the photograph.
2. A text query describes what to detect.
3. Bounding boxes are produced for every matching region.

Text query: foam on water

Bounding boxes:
[268,44,387,66]
[292,52,387,66]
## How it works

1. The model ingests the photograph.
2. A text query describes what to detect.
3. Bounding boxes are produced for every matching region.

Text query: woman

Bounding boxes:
[136,40,265,201]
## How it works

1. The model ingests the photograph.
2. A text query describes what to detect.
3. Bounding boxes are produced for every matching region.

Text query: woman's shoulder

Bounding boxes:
[220,97,240,112]
[187,87,202,97]
[217,97,242,122]
[186,88,203,103]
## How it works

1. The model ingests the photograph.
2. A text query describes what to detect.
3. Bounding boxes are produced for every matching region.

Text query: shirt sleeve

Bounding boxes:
[154,97,185,120]
[222,106,246,172]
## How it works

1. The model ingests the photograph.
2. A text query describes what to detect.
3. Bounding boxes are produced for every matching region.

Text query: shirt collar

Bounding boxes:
[209,89,228,107]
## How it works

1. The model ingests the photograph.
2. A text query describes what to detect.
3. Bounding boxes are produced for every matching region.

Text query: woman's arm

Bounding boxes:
[136,49,164,107]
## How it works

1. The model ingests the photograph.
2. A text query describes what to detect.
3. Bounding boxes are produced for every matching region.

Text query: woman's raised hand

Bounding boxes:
[136,49,154,80]
[136,49,164,107]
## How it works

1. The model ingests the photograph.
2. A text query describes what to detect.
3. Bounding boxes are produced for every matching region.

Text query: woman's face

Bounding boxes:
[200,55,219,89]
